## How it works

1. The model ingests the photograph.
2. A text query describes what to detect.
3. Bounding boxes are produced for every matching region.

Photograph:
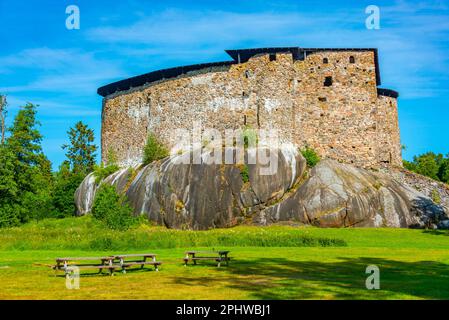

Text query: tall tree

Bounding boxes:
[6,103,54,222]
[52,161,84,217]
[62,121,97,175]
[438,156,449,183]
[412,152,441,181]
[0,144,20,227]
[0,95,6,144]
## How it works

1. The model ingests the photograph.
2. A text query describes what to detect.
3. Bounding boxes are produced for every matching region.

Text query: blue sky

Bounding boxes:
[0,0,448,169]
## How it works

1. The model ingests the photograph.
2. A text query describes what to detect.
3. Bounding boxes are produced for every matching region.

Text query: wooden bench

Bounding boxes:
[112,254,161,273]
[183,251,231,267]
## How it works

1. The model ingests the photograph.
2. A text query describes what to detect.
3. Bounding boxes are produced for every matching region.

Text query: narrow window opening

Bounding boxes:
[323,58,328,64]
[324,76,333,87]
[269,53,276,61]
[349,56,355,63]
[318,97,327,102]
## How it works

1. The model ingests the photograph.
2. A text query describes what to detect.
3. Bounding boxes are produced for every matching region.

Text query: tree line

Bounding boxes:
[403,153,449,184]
[0,101,97,227]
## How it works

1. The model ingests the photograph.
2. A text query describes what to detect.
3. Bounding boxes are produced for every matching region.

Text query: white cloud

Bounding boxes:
[85,4,449,99]
[0,47,125,94]
[88,10,315,46]
[4,96,100,117]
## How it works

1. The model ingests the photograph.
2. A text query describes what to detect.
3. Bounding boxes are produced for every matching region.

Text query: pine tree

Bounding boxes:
[0,144,20,227]
[53,122,98,217]
[0,95,7,144]
[53,161,84,217]
[6,103,54,223]
[62,121,97,175]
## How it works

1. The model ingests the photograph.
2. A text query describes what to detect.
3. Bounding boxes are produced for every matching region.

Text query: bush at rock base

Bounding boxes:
[91,184,136,231]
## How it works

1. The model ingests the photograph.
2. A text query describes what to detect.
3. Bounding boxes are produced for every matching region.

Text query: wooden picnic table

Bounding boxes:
[53,253,162,276]
[112,253,161,272]
[54,256,116,276]
[184,250,231,267]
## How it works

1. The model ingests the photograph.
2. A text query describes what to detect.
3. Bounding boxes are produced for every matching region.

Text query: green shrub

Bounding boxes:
[238,164,250,183]
[300,146,320,167]
[143,133,169,165]
[93,163,119,184]
[431,189,441,204]
[93,148,120,184]
[241,126,258,149]
[52,162,85,218]
[91,185,136,231]
[403,152,449,183]
[403,160,416,171]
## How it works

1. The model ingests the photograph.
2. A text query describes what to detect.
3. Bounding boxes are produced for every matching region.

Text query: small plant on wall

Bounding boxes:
[93,148,120,184]
[143,133,169,165]
[300,146,320,167]
[241,125,258,149]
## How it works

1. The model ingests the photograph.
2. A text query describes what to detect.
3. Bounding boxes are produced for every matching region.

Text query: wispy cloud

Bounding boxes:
[85,4,449,99]
[0,47,125,94]
[4,96,100,117]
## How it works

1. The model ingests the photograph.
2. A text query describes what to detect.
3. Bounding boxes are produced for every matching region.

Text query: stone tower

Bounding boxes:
[98,47,401,169]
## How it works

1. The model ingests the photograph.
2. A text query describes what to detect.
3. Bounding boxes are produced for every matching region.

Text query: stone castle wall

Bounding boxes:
[101,50,402,168]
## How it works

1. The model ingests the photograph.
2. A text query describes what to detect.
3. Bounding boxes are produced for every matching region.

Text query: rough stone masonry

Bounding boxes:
[97,47,401,169]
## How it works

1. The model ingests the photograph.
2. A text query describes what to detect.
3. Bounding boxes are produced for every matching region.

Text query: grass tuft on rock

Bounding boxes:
[300,146,320,167]
[143,133,169,165]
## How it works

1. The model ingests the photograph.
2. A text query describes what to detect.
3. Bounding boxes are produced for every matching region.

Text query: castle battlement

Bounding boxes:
[98,47,401,168]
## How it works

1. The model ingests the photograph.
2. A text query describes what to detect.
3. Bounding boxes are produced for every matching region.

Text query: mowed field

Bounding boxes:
[0,217,448,299]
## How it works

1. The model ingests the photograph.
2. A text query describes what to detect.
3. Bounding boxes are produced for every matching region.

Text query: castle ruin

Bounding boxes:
[98,47,401,169]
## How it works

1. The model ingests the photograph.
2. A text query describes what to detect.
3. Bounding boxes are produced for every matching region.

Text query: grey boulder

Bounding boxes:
[74,149,448,230]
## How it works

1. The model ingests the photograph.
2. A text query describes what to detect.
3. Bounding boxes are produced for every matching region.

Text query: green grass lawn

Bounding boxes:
[0,217,448,299]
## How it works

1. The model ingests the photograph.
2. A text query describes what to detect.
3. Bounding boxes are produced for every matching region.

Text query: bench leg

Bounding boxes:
[122,267,127,274]
[217,261,221,268]
[109,268,115,276]
[155,265,159,272]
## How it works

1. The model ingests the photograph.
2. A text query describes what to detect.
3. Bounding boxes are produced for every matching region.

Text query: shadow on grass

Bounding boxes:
[422,229,449,236]
[174,257,449,299]
[54,266,157,278]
